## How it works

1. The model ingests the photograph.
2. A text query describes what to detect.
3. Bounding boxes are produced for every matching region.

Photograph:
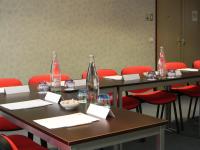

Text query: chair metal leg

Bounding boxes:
[178,95,184,131]
[28,132,33,140]
[156,105,160,118]
[40,139,48,148]
[160,104,165,119]
[187,97,193,119]
[139,104,143,114]
[173,101,180,133]
[136,107,139,113]
[192,97,198,119]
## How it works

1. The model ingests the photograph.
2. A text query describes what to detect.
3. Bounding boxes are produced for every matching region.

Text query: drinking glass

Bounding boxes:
[97,93,110,108]
[77,89,87,103]
[167,69,176,78]
[37,81,49,94]
[65,80,75,89]
[147,71,157,80]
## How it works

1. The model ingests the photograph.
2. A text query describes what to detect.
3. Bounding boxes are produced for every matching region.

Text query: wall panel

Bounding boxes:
[0,0,155,83]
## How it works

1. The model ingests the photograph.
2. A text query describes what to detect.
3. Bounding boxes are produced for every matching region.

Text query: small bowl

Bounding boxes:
[60,99,80,110]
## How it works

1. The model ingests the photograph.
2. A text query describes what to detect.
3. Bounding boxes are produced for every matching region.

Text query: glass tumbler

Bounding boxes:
[77,89,87,103]
[65,80,75,89]
[37,81,49,94]
[97,93,110,108]
[167,70,176,78]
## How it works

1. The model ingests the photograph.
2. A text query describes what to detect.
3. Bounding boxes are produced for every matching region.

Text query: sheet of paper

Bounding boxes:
[177,68,199,72]
[5,85,30,95]
[104,75,123,80]
[0,99,52,110]
[34,113,99,129]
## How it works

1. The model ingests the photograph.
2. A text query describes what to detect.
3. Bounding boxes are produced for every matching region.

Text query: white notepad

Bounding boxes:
[123,74,140,81]
[4,85,30,95]
[34,113,99,129]
[104,75,123,80]
[177,68,199,72]
[74,79,86,87]
[0,99,52,110]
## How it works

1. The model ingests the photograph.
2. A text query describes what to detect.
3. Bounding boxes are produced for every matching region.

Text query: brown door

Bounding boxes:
[183,0,200,66]
[157,0,200,66]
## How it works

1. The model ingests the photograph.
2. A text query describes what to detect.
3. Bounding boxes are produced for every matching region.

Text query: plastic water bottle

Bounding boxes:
[50,51,61,92]
[86,54,99,104]
[157,46,167,79]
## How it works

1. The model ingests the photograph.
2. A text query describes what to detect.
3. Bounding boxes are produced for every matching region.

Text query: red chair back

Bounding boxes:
[165,62,187,88]
[165,62,187,70]
[97,69,118,79]
[28,74,70,85]
[121,66,152,75]
[0,78,22,87]
[82,69,118,79]
[193,60,200,69]
[82,71,87,79]
[121,66,153,93]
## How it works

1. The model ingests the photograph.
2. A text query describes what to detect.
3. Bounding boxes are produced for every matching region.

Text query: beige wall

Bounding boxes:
[0,0,155,83]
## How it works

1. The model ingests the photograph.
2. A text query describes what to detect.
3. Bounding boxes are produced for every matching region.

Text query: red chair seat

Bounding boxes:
[0,116,20,131]
[2,134,48,150]
[172,85,200,97]
[135,90,176,105]
[122,96,140,110]
[109,94,139,110]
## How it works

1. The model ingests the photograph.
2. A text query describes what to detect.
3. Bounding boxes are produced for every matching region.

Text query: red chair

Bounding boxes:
[165,62,187,70]
[0,134,48,150]
[121,66,179,132]
[28,74,70,85]
[193,60,200,69]
[186,60,200,119]
[0,78,22,131]
[165,61,200,130]
[82,69,140,111]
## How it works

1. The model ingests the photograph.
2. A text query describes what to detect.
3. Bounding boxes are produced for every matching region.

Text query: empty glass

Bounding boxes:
[77,89,87,103]
[147,71,157,80]
[167,70,176,78]
[97,93,110,108]
[65,80,75,89]
[37,81,49,94]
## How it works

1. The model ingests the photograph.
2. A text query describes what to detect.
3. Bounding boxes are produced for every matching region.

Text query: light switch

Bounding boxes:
[192,10,198,22]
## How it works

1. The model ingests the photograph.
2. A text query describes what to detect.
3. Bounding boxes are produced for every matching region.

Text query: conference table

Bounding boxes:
[0,90,167,150]
[0,70,200,150]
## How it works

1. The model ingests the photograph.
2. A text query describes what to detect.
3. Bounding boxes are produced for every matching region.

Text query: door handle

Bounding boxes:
[177,38,186,46]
